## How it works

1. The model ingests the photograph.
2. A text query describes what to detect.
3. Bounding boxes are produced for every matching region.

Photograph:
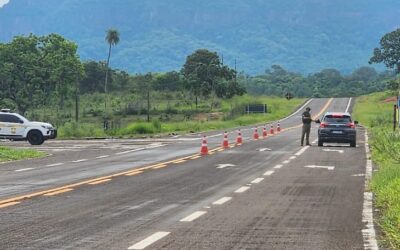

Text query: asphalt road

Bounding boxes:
[0,97,373,249]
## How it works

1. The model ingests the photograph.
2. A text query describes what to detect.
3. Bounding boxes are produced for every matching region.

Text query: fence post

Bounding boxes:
[394,104,397,132]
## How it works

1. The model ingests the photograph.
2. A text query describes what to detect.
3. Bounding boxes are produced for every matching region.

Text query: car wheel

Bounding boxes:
[350,141,356,147]
[27,130,44,145]
[318,139,323,147]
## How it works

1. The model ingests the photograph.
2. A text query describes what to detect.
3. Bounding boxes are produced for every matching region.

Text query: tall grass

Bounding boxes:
[58,96,305,138]
[58,122,106,138]
[353,91,400,249]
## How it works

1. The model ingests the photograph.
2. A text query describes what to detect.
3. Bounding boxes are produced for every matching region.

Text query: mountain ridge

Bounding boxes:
[0,0,399,74]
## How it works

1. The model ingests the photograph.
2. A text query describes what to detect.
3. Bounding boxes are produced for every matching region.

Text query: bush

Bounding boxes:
[119,122,157,135]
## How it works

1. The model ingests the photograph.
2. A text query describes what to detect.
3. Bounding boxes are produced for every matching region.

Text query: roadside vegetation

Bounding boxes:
[0,146,46,163]
[353,91,400,249]
[1,33,397,140]
[57,95,304,138]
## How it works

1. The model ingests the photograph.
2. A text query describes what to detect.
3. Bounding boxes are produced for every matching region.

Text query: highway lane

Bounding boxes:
[0,97,372,249]
[0,98,330,200]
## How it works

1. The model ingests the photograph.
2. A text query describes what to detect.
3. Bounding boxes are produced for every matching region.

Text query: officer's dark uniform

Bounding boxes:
[301,107,312,146]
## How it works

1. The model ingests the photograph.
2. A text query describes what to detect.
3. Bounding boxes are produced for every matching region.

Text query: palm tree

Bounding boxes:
[104,29,120,113]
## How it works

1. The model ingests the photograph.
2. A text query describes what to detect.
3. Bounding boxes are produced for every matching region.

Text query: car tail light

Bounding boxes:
[320,122,328,128]
[347,122,355,128]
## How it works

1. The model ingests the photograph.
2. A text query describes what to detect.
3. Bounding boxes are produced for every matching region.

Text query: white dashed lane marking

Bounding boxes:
[263,170,274,176]
[128,232,170,250]
[235,186,250,193]
[15,168,34,172]
[295,146,309,156]
[96,155,109,159]
[251,178,264,184]
[179,211,207,222]
[216,164,236,169]
[46,163,64,167]
[282,160,290,164]
[71,159,88,163]
[274,164,283,169]
[212,197,232,205]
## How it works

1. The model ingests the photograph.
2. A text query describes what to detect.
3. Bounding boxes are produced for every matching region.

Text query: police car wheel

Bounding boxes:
[27,130,44,145]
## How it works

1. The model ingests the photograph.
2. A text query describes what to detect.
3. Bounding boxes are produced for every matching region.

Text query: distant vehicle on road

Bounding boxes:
[0,109,57,145]
[316,112,358,147]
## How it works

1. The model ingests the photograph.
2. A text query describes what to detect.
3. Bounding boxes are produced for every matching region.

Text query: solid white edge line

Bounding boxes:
[179,211,207,222]
[235,186,250,193]
[212,197,232,205]
[146,144,166,149]
[345,97,353,113]
[280,99,313,122]
[46,163,64,167]
[128,231,170,250]
[116,148,145,155]
[15,168,34,172]
[263,170,274,176]
[251,177,264,184]
[362,131,379,250]
[207,133,223,138]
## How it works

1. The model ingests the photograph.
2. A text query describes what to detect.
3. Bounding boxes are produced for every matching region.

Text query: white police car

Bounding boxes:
[0,109,57,145]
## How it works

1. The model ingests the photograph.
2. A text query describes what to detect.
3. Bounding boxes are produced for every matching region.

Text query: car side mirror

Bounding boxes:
[354,121,359,125]
[19,120,24,124]
[315,119,321,123]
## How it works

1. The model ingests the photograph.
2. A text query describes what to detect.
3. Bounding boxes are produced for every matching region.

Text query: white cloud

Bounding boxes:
[0,0,10,8]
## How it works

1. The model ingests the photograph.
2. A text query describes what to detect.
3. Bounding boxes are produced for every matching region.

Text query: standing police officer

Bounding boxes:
[301,107,313,146]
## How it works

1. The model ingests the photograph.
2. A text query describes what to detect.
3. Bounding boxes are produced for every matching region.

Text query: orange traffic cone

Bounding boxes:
[236,129,243,145]
[262,126,268,138]
[277,121,281,132]
[222,131,229,149]
[253,127,259,140]
[270,124,275,134]
[200,136,209,155]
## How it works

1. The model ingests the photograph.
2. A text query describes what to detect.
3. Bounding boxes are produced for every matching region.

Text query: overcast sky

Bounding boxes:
[0,0,10,8]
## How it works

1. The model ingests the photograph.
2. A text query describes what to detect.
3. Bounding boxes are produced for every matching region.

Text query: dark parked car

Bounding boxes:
[316,112,358,147]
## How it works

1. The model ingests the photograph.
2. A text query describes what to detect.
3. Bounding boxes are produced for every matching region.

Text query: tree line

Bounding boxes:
[0,34,244,118]
[240,65,394,98]
[1,28,400,119]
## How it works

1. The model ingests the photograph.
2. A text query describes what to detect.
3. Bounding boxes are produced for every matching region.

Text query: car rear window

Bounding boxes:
[323,115,351,123]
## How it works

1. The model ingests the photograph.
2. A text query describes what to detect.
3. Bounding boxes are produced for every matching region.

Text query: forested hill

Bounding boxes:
[0,0,399,75]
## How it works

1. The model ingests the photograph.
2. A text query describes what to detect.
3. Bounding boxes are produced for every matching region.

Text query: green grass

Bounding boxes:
[58,122,107,138]
[353,91,400,249]
[116,96,304,136]
[57,95,305,138]
[0,146,47,163]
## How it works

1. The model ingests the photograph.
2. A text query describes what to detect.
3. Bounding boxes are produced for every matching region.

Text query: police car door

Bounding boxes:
[1,114,25,137]
[0,114,11,136]
[8,114,25,137]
